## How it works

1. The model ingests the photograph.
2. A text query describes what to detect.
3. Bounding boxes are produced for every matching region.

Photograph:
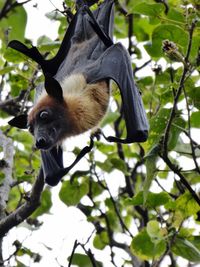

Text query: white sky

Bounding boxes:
[24,0,62,42]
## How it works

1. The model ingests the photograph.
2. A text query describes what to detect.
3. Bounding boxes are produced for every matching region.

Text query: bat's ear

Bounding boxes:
[44,75,64,102]
[8,114,28,129]
[8,40,30,56]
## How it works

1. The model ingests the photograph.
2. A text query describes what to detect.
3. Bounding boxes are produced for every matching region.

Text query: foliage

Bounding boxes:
[0,0,200,266]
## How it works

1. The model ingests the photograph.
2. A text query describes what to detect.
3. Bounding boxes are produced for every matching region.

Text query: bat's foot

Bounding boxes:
[90,128,102,141]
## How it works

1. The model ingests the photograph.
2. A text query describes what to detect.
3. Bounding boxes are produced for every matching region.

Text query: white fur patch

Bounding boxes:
[61,74,86,97]
[37,73,86,102]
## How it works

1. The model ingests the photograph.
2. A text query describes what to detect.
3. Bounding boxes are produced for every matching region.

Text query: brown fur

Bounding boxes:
[28,74,109,139]
[65,80,109,135]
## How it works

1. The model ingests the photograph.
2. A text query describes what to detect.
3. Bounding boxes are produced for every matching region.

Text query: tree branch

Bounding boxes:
[0,130,14,219]
[0,168,44,239]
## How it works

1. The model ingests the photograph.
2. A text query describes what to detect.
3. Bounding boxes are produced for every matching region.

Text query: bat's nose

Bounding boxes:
[36,137,48,149]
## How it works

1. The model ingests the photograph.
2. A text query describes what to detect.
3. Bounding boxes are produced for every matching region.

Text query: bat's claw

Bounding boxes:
[90,128,102,141]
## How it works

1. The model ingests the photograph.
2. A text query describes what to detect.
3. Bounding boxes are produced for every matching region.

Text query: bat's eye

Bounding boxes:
[40,111,49,119]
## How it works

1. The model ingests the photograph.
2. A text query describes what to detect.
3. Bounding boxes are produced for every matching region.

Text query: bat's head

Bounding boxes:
[9,76,72,150]
[28,76,72,150]
[28,99,69,150]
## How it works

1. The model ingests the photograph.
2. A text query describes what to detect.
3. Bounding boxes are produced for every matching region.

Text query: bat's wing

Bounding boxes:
[83,43,149,143]
[8,0,114,77]
[54,0,114,80]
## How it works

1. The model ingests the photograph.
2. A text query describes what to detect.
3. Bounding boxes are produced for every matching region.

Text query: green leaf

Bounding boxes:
[59,179,89,206]
[96,160,113,173]
[130,229,166,260]
[114,16,128,39]
[10,130,33,147]
[101,110,120,127]
[4,47,27,63]
[93,231,109,250]
[174,139,200,158]
[7,187,21,212]
[96,142,115,154]
[172,237,200,262]
[16,260,28,267]
[148,108,170,146]
[175,192,200,218]
[191,35,200,61]
[45,10,63,21]
[0,5,27,42]
[68,253,103,267]
[32,190,52,218]
[128,0,156,9]
[169,116,186,150]
[0,66,15,75]
[148,191,171,207]
[146,24,188,58]
[147,220,164,244]
[133,16,157,42]
[70,170,89,181]
[137,76,154,87]
[126,191,170,208]
[166,8,185,23]
[110,158,129,174]
[187,86,200,110]
[90,181,103,197]
[0,172,5,184]
[191,111,200,128]
[37,35,60,53]
[133,3,165,17]
[189,236,200,251]
[179,228,195,238]
[147,108,185,150]
[144,144,160,204]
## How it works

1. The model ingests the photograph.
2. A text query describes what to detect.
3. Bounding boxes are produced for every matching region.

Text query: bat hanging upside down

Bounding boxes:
[8,0,149,186]
[28,74,110,150]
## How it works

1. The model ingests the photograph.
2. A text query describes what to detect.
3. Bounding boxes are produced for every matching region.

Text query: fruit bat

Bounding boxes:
[8,0,149,186]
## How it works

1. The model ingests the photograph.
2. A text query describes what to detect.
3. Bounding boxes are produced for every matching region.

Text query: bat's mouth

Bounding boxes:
[35,137,53,150]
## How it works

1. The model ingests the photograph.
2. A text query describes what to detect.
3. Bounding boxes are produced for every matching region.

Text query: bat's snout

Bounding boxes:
[35,137,51,150]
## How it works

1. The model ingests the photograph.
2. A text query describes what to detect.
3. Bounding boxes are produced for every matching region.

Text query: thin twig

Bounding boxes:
[134,59,151,74]
[68,240,78,267]
[93,166,133,237]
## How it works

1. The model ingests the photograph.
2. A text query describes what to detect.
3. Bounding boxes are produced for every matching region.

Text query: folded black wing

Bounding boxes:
[8,0,114,77]
[84,43,149,143]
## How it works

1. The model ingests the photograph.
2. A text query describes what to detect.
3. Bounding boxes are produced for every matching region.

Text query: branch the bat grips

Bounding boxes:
[8,0,149,186]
